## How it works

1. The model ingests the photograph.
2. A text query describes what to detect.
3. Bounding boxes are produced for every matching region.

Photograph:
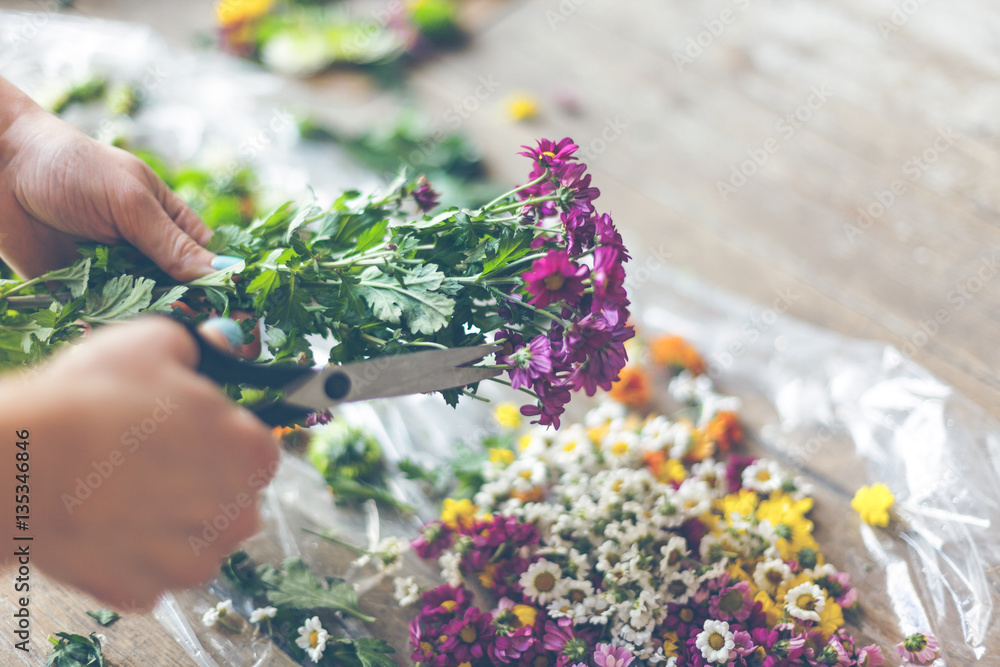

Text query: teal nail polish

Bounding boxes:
[211,255,243,270]
[203,317,246,348]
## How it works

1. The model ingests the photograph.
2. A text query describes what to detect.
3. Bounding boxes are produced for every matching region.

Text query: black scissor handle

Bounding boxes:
[186,322,315,427]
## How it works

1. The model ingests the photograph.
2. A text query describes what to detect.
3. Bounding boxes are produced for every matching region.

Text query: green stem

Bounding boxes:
[302,528,368,554]
[480,170,550,212]
[0,276,42,299]
[361,332,388,347]
[489,194,559,216]
[487,377,540,400]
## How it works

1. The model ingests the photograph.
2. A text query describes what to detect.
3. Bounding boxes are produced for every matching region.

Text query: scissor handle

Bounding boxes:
[186,323,315,427]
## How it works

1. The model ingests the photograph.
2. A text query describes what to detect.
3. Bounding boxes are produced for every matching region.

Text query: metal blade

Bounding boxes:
[282,344,502,411]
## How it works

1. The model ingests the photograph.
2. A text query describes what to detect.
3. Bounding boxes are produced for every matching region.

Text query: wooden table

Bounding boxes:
[1,0,998,664]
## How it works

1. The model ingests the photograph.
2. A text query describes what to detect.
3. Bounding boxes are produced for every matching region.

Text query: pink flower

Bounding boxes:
[522,250,588,308]
[856,643,885,666]
[594,642,634,667]
[896,632,939,665]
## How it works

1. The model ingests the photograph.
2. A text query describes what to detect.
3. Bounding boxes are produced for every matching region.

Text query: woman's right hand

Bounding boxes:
[4,316,280,610]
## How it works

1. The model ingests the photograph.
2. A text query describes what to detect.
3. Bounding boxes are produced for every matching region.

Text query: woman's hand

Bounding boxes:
[5,317,280,610]
[0,76,220,281]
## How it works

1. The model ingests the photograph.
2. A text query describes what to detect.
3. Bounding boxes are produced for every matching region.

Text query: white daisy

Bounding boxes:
[393,576,421,607]
[249,606,277,624]
[438,550,463,587]
[519,559,564,604]
[662,569,698,604]
[753,558,793,595]
[201,600,242,631]
[295,616,329,664]
[695,619,735,664]
[784,582,826,623]
[741,459,785,494]
[660,536,690,573]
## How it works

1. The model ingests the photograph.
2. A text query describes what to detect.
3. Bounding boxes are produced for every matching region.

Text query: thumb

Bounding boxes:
[122,192,217,282]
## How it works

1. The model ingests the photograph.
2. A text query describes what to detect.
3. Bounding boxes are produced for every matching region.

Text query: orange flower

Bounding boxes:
[608,365,651,408]
[272,425,296,439]
[683,429,715,463]
[650,335,705,375]
[642,450,686,484]
[705,411,742,452]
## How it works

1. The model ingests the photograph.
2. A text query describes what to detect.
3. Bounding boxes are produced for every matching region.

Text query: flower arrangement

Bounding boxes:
[0,137,631,424]
[399,334,890,667]
[215,0,463,77]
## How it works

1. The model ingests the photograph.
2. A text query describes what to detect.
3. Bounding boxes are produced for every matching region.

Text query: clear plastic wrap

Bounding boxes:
[2,11,998,665]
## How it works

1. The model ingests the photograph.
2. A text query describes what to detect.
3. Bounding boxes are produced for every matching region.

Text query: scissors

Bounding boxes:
[187,325,502,426]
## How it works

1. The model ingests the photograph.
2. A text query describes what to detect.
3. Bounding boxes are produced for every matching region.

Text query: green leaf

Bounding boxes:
[148,286,189,313]
[354,638,396,667]
[46,632,104,667]
[481,228,533,278]
[246,269,281,311]
[358,263,455,335]
[39,259,91,298]
[261,558,375,622]
[352,219,389,254]
[83,275,155,324]
[85,609,119,627]
[206,225,255,254]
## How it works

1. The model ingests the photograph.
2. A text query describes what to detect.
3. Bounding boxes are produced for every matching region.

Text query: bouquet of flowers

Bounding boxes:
[0,137,632,424]
[215,0,464,77]
[400,335,890,667]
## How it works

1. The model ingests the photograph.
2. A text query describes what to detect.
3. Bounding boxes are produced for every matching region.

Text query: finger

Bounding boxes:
[197,317,245,353]
[120,191,217,281]
[145,167,214,247]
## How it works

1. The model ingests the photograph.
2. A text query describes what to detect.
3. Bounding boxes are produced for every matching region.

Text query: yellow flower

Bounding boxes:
[477,563,499,589]
[851,483,894,527]
[489,448,515,466]
[512,604,537,628]
[718,488,759,523]
[816,599,844,639]
[216,0,272,27]
[494,402,521,429]
[441,498,477,530]
[661,630,680,657]
[518,434,533,450]
[506,94,539,121]
[757,492,817,559]
[754,590,782,626]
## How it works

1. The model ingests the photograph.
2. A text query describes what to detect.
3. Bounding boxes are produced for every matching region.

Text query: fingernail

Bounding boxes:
[211,255,243,271]
[203,317,246,348]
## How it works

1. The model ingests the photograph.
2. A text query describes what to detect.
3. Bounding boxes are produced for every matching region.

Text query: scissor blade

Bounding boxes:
[282,344,502,411]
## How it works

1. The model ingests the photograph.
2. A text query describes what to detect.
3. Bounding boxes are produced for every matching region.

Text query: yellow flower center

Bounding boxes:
[440,600,457,612]
[534,572,556,592]
[679,608,694,623]
[563,441,578,452]
[709,632,726,650]
[460,626,477,643]
[611,441,629,456]
[543,274,566,291]
[757,470,771,481]
[309,631,319,648]
[796,593,816,610]
[419,641,433,653]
